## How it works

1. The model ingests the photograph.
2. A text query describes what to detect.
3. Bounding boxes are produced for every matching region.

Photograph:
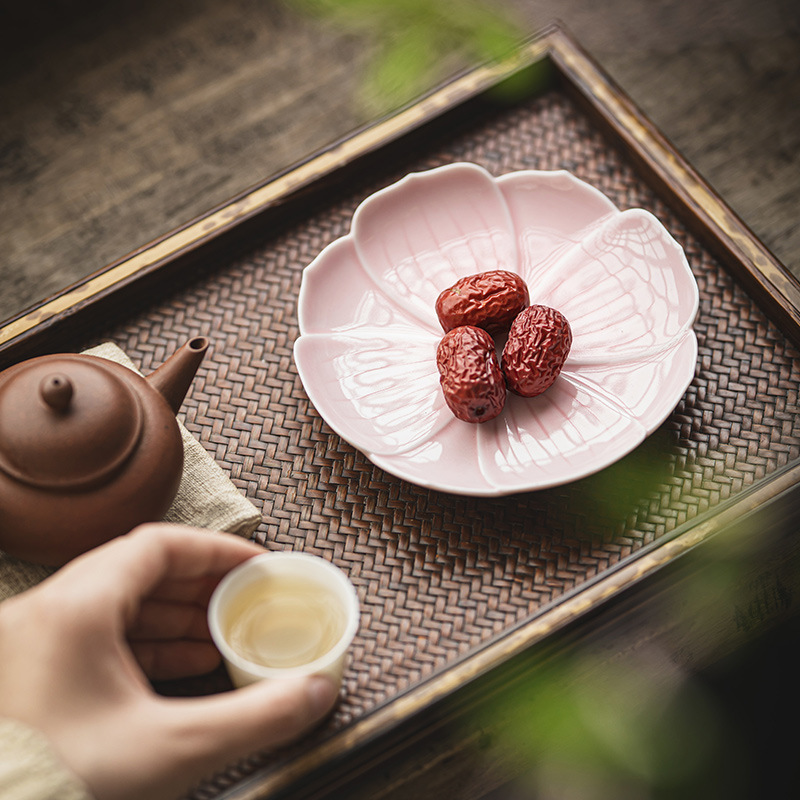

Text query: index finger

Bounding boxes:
[56,523,264,622]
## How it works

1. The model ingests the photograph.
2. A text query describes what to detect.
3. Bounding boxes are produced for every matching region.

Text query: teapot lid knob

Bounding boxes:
[40,374,74,412]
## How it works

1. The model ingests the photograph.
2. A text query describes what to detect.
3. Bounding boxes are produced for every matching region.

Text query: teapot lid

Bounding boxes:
[0,355,143,490]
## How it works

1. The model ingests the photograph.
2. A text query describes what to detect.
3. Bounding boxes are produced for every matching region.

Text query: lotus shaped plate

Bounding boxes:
[294,163,699,496]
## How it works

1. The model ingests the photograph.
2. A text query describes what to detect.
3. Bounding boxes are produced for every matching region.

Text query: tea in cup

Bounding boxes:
[208,551,360,688]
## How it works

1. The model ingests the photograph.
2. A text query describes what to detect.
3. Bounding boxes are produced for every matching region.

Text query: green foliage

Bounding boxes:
[284,0,525,111]
[572,426,677,534]
[480,650,732,798]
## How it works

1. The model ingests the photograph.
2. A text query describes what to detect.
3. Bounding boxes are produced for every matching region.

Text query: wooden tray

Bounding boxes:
[3,24,800,799]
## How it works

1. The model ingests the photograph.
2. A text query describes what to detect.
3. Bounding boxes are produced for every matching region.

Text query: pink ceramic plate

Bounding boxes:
[294,163,699,496]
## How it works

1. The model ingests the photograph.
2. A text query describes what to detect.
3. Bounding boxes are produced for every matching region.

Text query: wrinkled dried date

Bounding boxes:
[436,270,529,333]
[437,326,506,423]
[502,305,572,397]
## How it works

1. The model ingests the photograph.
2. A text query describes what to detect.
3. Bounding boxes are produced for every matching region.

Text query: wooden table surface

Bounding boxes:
[1,0,799,324]
[2,2,800,798]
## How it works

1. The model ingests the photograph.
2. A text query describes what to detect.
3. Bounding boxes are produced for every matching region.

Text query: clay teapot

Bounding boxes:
[0,337,209,566]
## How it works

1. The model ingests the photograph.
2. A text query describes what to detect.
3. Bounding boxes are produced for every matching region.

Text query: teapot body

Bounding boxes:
[0,339,208,566]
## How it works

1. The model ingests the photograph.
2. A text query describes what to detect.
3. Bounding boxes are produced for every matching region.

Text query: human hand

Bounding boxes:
[0,523,339,800]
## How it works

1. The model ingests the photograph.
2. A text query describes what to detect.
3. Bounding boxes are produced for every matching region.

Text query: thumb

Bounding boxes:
[165,674,339,768]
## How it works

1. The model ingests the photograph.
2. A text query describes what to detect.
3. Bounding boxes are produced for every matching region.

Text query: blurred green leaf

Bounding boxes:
[478,650,730,797]
[283,0,525,112]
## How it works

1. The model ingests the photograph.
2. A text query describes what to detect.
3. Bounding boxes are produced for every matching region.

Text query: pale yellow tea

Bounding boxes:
[223,575,347,669]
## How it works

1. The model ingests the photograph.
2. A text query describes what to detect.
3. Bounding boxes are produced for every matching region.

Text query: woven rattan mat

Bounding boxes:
[87,86,799,794]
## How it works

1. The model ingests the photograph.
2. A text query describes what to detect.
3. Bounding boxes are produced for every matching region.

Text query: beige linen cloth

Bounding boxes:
[0,342,261,600]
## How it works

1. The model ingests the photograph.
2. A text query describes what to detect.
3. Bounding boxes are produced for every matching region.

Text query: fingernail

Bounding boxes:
[307,675,339,717]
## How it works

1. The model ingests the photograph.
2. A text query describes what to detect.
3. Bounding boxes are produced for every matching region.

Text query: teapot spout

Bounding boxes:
[147,337,209,415]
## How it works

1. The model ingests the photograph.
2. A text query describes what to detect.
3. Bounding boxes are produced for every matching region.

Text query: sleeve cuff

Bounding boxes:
[0,717,94,800]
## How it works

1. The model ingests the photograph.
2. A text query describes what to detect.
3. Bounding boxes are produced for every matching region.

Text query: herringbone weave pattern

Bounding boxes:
[93,88,800,795]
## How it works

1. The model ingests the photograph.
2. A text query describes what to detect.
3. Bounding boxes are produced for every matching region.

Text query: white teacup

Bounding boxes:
[208,551,360,688]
